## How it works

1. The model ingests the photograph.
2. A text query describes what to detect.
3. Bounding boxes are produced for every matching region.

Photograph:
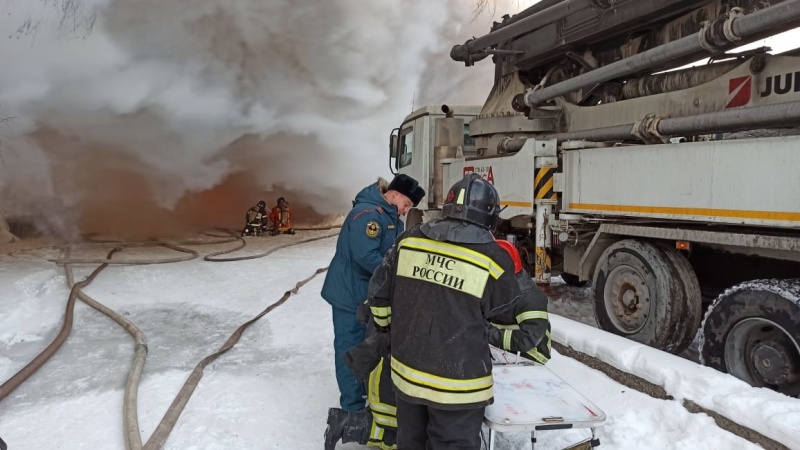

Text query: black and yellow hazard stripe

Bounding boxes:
[534,166,558,201]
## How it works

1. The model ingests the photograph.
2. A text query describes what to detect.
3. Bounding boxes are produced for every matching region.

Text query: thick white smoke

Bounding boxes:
[0,0,535,237]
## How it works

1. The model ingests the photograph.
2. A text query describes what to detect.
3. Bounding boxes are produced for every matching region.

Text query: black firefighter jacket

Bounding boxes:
[487,272,552,364]
[368,218,523,410]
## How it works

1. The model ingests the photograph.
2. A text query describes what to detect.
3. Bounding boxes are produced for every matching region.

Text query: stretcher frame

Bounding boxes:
[484,348,606,450]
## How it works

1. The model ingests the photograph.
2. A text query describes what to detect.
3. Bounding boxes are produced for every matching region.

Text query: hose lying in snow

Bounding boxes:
[63,246,149,450]
[0,230,338,450]
[204,230,339,262]
[0,241,201,427]
[143,266,329,450]
[0,247,121,401]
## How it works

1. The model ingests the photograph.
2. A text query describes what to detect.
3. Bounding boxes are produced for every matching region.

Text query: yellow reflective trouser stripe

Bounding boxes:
[368,360,397,419]
[502,329,512,351]
[516,310,548,322]
[372,411,397,428]
[391,371,493,405]
[371,306,392,326]
[370,421,384,441]
[399,237,504,279]
[391,357,492,391]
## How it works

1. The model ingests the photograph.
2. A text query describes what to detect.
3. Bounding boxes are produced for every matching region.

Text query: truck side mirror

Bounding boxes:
[389,128,399,158]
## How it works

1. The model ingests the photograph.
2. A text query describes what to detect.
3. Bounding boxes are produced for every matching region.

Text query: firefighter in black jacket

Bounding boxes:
[488,240,552,364]
[367,173,523,449]
[242,200,268,237]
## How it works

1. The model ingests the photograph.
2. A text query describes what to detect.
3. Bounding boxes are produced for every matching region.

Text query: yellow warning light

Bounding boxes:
[676,241,691,251]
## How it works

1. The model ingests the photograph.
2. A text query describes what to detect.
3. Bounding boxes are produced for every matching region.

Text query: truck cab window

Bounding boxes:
[399,126,414,168]
[463,123,475,146]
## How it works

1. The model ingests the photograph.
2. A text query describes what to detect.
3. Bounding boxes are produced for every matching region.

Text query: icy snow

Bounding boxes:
[0,235,797,449]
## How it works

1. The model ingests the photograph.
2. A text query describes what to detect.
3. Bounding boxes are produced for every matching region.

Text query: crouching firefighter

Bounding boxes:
[242,200,268,237]
[269,197,296,235]
[365,173,524,449]
[488,240,552,364]
[342,300,397,450]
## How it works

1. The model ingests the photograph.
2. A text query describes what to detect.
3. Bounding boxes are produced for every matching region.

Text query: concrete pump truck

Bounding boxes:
[389,0,800,396]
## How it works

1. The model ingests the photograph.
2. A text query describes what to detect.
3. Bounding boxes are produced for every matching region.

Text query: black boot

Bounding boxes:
[324,408,348,450]
[342,409,372,445]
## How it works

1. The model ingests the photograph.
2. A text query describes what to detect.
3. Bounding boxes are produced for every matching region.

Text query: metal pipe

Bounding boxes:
[622,60,741,99]
[521,0,800,107]
[498,137,527,153]
[451,0,583,64]
[544,101,800,142]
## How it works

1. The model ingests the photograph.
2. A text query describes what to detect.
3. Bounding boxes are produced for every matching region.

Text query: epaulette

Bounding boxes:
[353,208,375,220]
[376,206,384,214]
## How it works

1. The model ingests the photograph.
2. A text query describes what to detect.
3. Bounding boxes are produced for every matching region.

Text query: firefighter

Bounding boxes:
[321,174,425,450]
[242,200,268,237]
[367,173,523,449]
[342,240,549,450]
[269,197,295,235]
[489,240,552,364]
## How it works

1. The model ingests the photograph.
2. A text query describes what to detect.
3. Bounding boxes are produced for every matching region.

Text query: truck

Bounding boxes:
[389,0,800,397]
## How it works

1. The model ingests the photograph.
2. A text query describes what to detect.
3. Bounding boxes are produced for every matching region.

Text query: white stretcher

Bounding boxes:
[484,347,606,450]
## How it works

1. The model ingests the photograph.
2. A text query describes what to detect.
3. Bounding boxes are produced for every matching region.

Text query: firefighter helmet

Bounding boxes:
[442,173,501,229]
[257,200,266,209]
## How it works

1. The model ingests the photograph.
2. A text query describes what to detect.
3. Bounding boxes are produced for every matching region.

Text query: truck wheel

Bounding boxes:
[657,244,703,353]
[593,239,688,353]
[699,280,800,396]
[560,273,589,288]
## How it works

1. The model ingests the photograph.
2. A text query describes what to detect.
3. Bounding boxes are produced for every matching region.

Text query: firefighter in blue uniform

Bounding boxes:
[367,174,524,449]
[322,174,425,449]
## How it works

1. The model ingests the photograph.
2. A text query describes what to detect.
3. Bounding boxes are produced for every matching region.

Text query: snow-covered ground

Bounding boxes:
[1,234,798,449]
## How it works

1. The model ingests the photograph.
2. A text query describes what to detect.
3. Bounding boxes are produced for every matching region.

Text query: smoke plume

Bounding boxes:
[0,0,534,238]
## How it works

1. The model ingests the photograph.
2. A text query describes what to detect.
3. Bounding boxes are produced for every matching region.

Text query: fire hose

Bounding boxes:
[0,228,340,449]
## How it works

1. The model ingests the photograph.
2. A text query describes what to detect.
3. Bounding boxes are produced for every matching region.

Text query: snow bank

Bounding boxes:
[551,314,800,449]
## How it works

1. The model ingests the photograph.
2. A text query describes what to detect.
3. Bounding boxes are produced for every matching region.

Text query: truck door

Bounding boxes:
[396,117,430,210]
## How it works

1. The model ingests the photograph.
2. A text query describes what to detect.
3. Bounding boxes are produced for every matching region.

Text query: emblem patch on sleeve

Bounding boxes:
[366,221,380,238]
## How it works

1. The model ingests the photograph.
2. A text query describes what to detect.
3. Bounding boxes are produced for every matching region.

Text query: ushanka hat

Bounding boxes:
[388,174,425,207]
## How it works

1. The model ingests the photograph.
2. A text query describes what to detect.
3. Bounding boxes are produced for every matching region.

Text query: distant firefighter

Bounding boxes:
[269,197,296,235]
[242,200,269,237]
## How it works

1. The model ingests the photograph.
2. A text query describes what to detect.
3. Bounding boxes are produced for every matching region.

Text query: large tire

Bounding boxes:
[560,272,589,288]
[699,280,800,397]
[593,239,694,354]
[657,244,703,353]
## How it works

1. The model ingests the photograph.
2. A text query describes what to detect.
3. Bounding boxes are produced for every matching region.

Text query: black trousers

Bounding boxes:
[395,396,484,450]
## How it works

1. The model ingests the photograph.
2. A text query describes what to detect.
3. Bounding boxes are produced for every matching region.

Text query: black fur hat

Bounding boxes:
[388,174,425,207]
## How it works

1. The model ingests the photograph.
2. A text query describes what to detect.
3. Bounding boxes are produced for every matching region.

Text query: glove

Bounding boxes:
[343,332,391,381]
[485,321,503,349]
[355,301,370,325]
